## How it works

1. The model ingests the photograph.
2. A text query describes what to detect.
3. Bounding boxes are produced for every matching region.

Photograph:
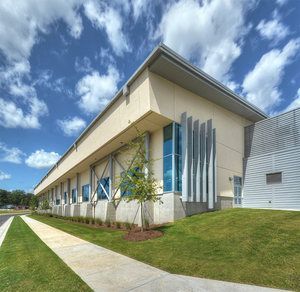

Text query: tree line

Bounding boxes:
[0,189,38,209]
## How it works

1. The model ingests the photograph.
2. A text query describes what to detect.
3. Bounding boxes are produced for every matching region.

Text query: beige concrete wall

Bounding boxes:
[149,72,251,198]
[35,69,152,195]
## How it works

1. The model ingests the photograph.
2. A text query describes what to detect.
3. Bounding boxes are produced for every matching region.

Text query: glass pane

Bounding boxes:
[82,185,89,202]
[72,189,76,203]
[175,155,182,192]
[175,123,182,155]
[98,177,109,199]
[163,155,173,192]
[163,124,173,156]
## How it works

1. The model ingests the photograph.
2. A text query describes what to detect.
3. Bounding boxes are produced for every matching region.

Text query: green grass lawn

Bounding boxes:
[0,216,91,292]
[0,210,31,214]
[31,209,300,291]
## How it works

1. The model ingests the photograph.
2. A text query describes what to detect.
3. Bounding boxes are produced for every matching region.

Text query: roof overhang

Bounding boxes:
[148,45,268,122]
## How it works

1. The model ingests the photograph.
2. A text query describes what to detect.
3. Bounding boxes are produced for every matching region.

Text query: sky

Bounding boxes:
[0,0,300,192]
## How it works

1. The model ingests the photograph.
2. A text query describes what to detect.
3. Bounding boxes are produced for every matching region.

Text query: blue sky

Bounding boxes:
[0,0,300,192]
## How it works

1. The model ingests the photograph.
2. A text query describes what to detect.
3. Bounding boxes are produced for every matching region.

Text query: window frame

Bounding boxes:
[97,177,110,200]
[266,172,282,185]
[163,122,182,193]
[71,188,77,204]
[82,184,90,202]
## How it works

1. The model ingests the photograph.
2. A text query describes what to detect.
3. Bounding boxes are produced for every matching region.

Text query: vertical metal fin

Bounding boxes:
[200,122,207,203]
[187,116,193,201]
[207,119,214,209]
[213,128,217,204]
[193,120,200,202]
[181,112,188,202]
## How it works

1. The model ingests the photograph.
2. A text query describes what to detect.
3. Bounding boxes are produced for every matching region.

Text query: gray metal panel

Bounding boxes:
[207,119,214,209]
[200,122,207,203]
[194,120,200,202]
[181,112,188,202]
[243,146,300,210]
[245,108,300,158]
[187,116,193,201]
[213,128,217,203]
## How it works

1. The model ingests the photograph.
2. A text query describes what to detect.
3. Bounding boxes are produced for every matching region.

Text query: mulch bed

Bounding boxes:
[124,230,163,241]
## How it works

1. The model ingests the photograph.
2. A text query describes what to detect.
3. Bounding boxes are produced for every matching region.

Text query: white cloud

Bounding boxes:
[155,0,254,82]
[0,0,84,129]
[84,0,131,56]
[25,149,61,169]
[276,0,288,6]
[256,12,289,44]
[57,117,87,137]
[0,97,48,129]
[0,170,11,181]
[74,56,93,73]
[0,0,83,63]
[0,143,24,164]
[132,0,150,21]
[242,39,300,112]
[281,88,300,113]
[76,66,120,115]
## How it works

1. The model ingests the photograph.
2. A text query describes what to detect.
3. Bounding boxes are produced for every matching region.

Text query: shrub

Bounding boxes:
[116,221,121,229]
[91,218,95,225]
[96,218,102,226]
[105,220,111,227]
[85,217,90,224]
[125,222,131,230]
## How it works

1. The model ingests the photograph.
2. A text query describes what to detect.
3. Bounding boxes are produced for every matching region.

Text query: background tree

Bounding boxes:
[0,189,34,207]
[117,129,161,232]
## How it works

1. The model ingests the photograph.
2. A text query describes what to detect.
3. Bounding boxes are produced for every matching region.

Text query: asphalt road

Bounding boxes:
[0,214,14,227]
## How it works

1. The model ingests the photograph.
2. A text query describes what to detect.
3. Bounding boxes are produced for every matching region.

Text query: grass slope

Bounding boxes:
[31,209,300,291]
[0,216,91,292]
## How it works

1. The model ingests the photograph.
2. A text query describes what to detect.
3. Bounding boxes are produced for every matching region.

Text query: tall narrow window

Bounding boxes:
[82,184,90,202]
[163,123,182,192]
[64,192,67,204]
[97,177,109,200]
[233,176,242,205]
[71,188,77,204]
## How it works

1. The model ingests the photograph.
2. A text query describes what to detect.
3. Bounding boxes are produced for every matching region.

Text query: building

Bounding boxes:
[35,43,279,225]
[243,108,300,210]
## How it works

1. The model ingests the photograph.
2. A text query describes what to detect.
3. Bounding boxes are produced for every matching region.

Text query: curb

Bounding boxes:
[0,216,14,247]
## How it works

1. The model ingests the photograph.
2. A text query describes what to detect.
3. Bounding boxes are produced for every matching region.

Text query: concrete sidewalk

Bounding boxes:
[21,216,286,292]
[0,216,14,247]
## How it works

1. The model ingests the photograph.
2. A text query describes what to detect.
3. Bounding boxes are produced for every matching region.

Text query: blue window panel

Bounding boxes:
[82,184,90,202]
[175,123,182,155]
[71,188,77,203]
[163,124,173,156]
[163,155,173,192]
[175,155,182,192]
[97,177,109,200]
[163,123,182,193]
[64,192,67,204]
[120,168,140,196]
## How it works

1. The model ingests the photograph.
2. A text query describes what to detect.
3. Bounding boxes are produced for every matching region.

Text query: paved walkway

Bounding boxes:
[21,216,286,292]
[0,216,14,247]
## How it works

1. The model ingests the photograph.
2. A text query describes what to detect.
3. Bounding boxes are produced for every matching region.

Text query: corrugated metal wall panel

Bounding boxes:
[243,146,300,210]
[245,108,300,158]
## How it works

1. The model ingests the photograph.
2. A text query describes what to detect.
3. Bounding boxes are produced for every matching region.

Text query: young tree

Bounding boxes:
[118,129,161,232]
